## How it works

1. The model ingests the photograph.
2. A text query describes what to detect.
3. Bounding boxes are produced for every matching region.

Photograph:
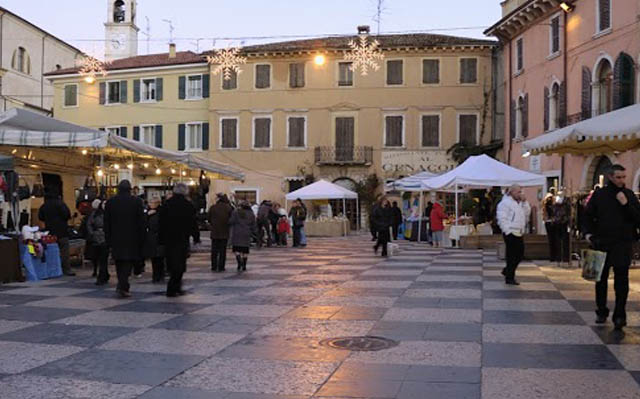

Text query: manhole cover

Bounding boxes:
[320,336,399,351]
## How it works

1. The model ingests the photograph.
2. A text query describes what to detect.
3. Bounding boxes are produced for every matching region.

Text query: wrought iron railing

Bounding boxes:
[314,146,373,165]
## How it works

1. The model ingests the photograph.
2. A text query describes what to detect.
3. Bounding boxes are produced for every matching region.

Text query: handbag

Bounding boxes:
[581,249,607,282]
[17,181,30,200]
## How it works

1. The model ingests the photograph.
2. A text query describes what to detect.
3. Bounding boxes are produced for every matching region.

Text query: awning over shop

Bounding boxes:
[0,108,244,180]
[522,104,640,156]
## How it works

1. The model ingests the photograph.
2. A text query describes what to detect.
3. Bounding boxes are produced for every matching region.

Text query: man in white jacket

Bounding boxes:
[497,184,530,285]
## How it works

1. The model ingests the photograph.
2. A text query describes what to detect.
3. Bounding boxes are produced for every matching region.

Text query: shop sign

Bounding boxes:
[529,155,541,173]
[381,150,457,177]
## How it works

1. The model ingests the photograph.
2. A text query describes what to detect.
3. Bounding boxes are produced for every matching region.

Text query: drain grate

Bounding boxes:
[320,336,399,352]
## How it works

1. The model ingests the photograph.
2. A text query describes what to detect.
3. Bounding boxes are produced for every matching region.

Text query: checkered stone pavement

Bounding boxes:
[0,236,639,398]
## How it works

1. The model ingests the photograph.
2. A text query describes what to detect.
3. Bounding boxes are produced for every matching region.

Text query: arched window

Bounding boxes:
[613,53,635,109]
[595,59,613,115]
[592,156,612,188]
[549,83,560,130]
[11,47,30,74]
[113,0,126,23]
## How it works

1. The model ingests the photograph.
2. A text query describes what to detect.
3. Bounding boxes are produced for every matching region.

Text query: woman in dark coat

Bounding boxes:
[229,201,256,272]
[372,196,393,257]
[86,199,109,285]
[145,197,165,282]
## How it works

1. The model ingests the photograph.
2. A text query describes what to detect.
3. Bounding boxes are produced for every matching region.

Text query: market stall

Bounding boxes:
[285,180,358,237]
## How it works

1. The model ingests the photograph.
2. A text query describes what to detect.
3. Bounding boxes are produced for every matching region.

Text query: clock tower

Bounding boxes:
[105,0,139,61]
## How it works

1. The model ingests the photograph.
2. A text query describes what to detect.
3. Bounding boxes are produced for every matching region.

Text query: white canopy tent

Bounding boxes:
[385,171,437,192]
[285,179,359,234]
[522,104,640,156]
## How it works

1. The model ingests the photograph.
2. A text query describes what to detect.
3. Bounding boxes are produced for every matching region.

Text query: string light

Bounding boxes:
[143,163,149,168]
[127,163,134,170]
[97,169,104,177]
[344,32,384,75]
[207,47,247,80]
[113,163,120,170]
[81,149,88,155]
[77,56,108,84]
[181,171,187,176]
[155,168,161,175]
[314,54,326,66]
[170,168,176,174]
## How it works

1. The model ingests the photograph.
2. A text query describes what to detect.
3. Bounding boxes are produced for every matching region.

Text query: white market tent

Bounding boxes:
[522,104,640,156]
[285,179,359,234]
[385,171,437,192]
[0,108,244,180]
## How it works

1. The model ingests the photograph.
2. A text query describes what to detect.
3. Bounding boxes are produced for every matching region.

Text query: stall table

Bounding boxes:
[0,238,22,283]
[304,219,349,237]
[19,242,63,281]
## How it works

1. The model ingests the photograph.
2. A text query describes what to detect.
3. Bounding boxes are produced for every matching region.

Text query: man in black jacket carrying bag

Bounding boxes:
[583,164,640,330]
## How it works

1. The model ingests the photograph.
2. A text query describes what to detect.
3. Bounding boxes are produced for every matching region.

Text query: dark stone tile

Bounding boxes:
[71,288,153,299]
[354,275,419,281]
[197,287,258,296]
[27,349,205,385]
[422,270,481,276]
[203,316,275,334]
[592,326,640,345]
[315,380,402,398]
[483,311,586,325]
[394,297,482,309]
[368,321,428,341]
[105,300,208,314]
[630,371,640,388]
[331,362,409,381]
[151,314,227,331]
[0,305,88,322]
[554,283,594,291]
[570,300,640,312]
[483,290,564,299]
[325,288,406,297]
[216,335,349,362]
[0,293,51,306]
[221,295,311,306]
[483,275,551,283]
[0,323,135,347]
[405,366,481,383]
[397,381,480,399]
[423,323,482,342]
[409,281,482,289]
[330,306,387,320]
[227,393,308,399]
[483,343,623,369]
[137,387,228,399]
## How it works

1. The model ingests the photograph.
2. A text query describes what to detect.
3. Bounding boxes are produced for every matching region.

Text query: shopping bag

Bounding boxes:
[580,249,607,282]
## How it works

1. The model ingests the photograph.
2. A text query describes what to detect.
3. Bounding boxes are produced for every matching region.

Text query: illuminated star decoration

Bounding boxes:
[77,56,108,81]
[206,47,247,80]
[344,33,385,76]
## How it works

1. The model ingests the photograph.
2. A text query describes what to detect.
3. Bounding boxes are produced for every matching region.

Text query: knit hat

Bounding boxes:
[92,199,102,209]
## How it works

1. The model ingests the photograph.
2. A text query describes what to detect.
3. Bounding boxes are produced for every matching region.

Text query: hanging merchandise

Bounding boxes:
[206,47,247,80]
[17,180,30,201]
[31,173,45,198]
[344,30,384,75]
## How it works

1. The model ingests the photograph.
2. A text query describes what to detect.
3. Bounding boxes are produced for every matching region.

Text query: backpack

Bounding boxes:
[277,217,290,234]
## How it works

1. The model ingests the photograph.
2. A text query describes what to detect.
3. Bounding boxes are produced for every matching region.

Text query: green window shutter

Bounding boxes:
[156,78,163,101]
[99,82,106,105]
[178,76,186,99]
[202,74,210,98]
[133,79,140,103]
[202,123,210,150]
[120,80,127,103]
[133,126,140,141]
[120,126,128,138]
[178,124,186,150]
[155,125,163,148]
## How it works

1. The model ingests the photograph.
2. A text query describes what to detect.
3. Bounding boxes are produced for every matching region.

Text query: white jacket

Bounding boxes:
[497,195,527,236]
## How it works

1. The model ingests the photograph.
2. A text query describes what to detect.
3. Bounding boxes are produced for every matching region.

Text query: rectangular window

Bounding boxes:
[421,115,440,147]
[222,71,237,90]
[598,0,611,32]
[550,16,560,54]
[253,117,271,148]
[386,60,403,85]
[335,117,355,161]
[422,59,440,84]
[186,123,203,150]
[289,63,305,88]
[460,58,478,83]
[64,84,78,107]
[384,115,404,147]
[234,190,257,204]
[516,39,524,72]
[142,78,156,101]
[220,118,238,149]
[459,114,478,146]
[107,81,121,104]
[141,125,155,146]
[288,117,306,148]
[255,64,271,89]
[187,75,202,98]
[106,126,123,137]
[338,62,353,86]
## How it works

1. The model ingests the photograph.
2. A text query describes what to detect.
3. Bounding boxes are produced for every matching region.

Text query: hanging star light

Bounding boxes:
[344,33,384,76]
[77,56,108,83]
[206,47,247,80]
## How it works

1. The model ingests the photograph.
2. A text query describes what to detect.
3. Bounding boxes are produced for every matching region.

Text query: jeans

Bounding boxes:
[300,228,307,245]
[166,245,188,294]
[94,245,110,283]
[596,242,632,321]
[503,233,524,280]
[211,238,228,271]
[57,237,71,273]
[115,261,133,292]
[292,226,302,247]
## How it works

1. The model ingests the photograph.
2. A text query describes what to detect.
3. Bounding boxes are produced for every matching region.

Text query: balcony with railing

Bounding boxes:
[314,146,373,166]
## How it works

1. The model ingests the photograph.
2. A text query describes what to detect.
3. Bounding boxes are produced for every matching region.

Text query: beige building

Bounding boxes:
[0,6,83,113]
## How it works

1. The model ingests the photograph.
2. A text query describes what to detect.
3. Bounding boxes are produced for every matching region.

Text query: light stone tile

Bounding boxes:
[308,295,397,308]
[287,274,354,282]
[361,270,422,276]
[204,279,278,287]
[482,368,640,399]
[2,287,95,297]
[0,375,150,399]
[381,262,428,267]
[608,345,640,371]
[382,308,481,323]
[416,275,482,282]
[0,341,84,374]
[251,269,306,275]
[429,266,481,272]
[483,282,557,291]
[317,265,372,271]
[193,304,294,318]
[0,320,40,335]
[248,287,327,297]
[483,270,545,277]
[256,318,375,338]
[483,299,574,312]
[578,312,640,327]
[23,297,132,310]
[165,357,338,395]
[141,294,236,304]
[340,280,413,289]
[347,341,481,367]
[404,288,482,299]
[52,310,177,328]
[434,259,481,264]
[483,324,602,344]
[99,328,244,356]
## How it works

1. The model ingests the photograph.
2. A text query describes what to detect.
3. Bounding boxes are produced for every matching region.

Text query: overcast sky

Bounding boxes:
[2,0,501,57]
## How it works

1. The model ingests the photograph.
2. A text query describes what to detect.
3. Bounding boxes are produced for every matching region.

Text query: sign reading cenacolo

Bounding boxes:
[381,150,457,177]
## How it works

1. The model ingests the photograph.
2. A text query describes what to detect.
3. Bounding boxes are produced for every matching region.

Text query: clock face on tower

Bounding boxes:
[110,33,127,50]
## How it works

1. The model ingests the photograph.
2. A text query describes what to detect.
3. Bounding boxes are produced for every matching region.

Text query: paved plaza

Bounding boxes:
[0,236,639,398]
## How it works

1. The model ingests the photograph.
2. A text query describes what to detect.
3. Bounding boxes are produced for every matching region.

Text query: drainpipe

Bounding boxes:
[507,36,513,165]
[560,10,568,187]
[0,11,4,109]
[41,34,48,109]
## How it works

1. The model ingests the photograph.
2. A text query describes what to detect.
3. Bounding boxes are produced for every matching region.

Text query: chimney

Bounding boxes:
[169,43,176,58]
[357,25,370,35]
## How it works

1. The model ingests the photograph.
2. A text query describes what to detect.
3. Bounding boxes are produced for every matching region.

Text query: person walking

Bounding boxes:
[256,200,273,248]
[542,187,558,262]
[104,180,146,298]
[297,198,308,247]
[270,203,281,247]
[87,199,109,285]
[390,201,403,240]
[583,164,640,330]
[372,197,392,257]
[160,183,197,297]
[430,200,447,248]
[229,201,256,272]
[369,202,379,242]
[496,184,528,285]
[38,187,75,276]
[289,200,307,247]
[145,197,165,283]
[208,193,233,272]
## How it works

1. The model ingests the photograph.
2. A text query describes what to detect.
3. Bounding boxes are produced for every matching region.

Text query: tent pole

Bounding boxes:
[455,184,459,247]
[343,198,347,236]
[418,191,423,242]
[356,197,360,232]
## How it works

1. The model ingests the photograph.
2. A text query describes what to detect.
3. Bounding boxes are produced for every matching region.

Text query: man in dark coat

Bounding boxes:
[208,193,233,272]
[390,201,403,240]
[161,183,197,297]
[372,197,393,256]
[104,180,146,297]
[38,187,74,276]
[583,164,640,330]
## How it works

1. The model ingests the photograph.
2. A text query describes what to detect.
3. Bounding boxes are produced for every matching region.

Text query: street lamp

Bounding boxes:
[560,2,574,12]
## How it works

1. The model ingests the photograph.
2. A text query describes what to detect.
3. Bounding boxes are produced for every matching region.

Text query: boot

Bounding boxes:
[242,257,247,271]
[236,255,243,271]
